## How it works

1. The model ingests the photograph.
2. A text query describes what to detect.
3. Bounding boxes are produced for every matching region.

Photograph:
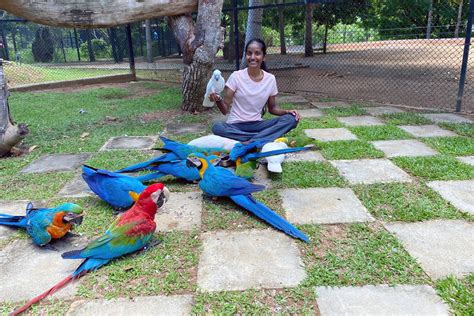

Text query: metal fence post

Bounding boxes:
[126,24,136,80]
[455,0,474,112]
[232,0,240,70]
[73,28,81,61]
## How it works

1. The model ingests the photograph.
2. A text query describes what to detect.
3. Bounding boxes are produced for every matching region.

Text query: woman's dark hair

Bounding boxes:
[245,38,268,72]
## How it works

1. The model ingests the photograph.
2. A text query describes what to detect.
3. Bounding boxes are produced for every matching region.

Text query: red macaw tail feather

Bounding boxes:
[9,274,74,316]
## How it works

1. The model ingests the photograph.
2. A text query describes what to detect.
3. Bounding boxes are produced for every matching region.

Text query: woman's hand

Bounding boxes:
[287,109,301,122]
[209,92,222,103]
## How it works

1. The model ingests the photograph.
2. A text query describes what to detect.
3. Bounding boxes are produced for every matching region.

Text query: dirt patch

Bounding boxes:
[139,109,182,123]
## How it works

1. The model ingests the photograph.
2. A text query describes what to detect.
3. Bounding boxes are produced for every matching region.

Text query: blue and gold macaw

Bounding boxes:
[0,202,83,246]
[186,154,309,242]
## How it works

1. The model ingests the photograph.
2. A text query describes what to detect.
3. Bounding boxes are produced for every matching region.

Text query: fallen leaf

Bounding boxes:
[80,132,90,139]
[28,145,38,153]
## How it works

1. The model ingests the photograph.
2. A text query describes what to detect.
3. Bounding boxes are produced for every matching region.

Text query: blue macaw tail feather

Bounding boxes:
[72,257,111,277]
[134,171,167,182]
[229,140,268,161]
[0,213,27,228]
[242,146,310,163]
[229,195,309,243]
[114,152,179,173]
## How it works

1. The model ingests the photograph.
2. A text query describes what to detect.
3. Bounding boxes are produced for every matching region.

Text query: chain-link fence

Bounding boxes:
[0,1,472,112]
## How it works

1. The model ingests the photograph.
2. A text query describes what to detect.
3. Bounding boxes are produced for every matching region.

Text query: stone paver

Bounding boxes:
[155,192,202,232]
[330,159,412,184]
[298,108,324,118]
[371,139,438,157]
[0,238,87,302]
[253,164,272,188]
[311,101,350,108]
[456,155,474,166]
[21,153,92,173]
[427,180,474,215]
[276,94,308,104]
[422,113,472,123]
[285,150,325,162]
[100,136,157,151]
[281,188,374,224]
[315,285,449,315]
[166,122,208,135]
[337,115,385,126]
[0,200,47,239]
[304,128,358,142]
[363,106,404,116]
[399,125,457,138]
[66,295,194,316]
[385,220,474,279]
[58,173,93,198]
[197,229,306,291]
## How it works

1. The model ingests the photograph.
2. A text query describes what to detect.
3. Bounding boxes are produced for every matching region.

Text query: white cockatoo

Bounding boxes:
[261,138,289,173]
[188,134,239,151]
[203,69,225,108]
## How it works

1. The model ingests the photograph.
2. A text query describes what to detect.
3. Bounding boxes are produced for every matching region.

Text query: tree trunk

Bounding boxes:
[145,19,153,63]
[278,2,286,55]
[304,4,314,57]
[241,0,263,67]
[0,28,10,60]
[0,61,29,157]
[426,0,433,39]
[168,0,224,112]
[84,30,96,62]
[455,0,464,38]
[323,23,328,54]
[228,12,235,62]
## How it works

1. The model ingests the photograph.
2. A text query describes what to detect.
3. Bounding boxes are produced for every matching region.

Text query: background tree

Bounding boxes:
[32,27,55,62]
[241,0,263,67]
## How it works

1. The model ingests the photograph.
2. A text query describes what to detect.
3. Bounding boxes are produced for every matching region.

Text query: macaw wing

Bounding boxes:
[241,146,309,163]
[229,140,268,161]
[114,152,180,173]
[205,167,265,196]
[26,213,53,246]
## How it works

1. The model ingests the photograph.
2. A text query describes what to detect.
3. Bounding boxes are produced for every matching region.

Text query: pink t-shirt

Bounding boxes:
[225,68,278,124]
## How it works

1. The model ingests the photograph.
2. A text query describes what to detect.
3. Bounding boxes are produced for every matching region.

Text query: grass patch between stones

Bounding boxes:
[349,125,413,141]
[320,140,385,160]
[322,105,367,117]
[382,112,433,125]
[392,155,474,180]
[421,137,474,156]
[435,274,474,316]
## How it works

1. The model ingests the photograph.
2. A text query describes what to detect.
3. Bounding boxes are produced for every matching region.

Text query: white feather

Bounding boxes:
[261,141,288,173]
[188,134,239,151]
[203,69,225,108]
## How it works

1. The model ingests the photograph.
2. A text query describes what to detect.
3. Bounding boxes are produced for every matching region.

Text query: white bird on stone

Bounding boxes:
[188,134,239,151]
[203,69,225,108]
[261,138,289,173]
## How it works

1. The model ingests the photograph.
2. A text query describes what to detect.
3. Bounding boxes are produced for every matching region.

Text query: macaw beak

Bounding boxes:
[217,154,234,167]
[186,157,202,168]
[154,186,170,208]
[62,213,84,226]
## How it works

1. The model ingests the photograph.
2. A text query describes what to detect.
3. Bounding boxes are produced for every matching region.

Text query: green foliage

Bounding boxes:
[436,274,474,316]
[80,38,111,59]
[320,140,385,160]
[422,137,474,156]
[32,27,55,62]
[393,155,474,180]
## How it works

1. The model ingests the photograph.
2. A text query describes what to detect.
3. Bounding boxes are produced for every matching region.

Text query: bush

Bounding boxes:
[80,38,111,60]
[262,27,280,47]
[32,27,55,63]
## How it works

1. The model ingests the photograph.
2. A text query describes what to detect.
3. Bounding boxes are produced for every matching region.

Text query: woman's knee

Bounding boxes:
[281,113,298,128]
[212,122,225,135]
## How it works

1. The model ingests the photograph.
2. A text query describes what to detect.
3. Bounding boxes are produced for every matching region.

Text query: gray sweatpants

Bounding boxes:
[211,114,298,143]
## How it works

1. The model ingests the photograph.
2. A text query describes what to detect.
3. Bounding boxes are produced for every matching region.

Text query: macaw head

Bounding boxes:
[186,153,210,178]
[213,69,222,81]
[139,183,170,209]
[56,203,84,226]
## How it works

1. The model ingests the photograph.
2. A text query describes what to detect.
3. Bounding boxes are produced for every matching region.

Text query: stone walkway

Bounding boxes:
[0,95,472,314]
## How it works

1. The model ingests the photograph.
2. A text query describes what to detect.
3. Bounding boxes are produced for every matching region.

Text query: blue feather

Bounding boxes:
[240,146,309,163]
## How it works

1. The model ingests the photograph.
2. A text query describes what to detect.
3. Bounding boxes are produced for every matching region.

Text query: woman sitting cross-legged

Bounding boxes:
[209,38,300,144]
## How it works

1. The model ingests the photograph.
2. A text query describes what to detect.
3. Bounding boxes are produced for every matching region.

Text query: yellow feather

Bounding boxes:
[128,191,140,202]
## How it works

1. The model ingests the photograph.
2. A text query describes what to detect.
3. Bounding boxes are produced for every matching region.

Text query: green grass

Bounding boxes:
[286,117,344,138]
[321,105,367,116]
[300,223,429,286]
[1,298,71,316]
[422,137,474,156]
[353,183,472,222]
[349,125,413,141]
[320,140,385,160]
[436,274,474,316]
[270,161,347,188]
[392,155,474,180]
[440,122,474,138]
[84,150,155,171]
[382,112,433,125]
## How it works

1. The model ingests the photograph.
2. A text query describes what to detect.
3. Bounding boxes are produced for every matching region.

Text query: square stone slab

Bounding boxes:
[21,153,92,173]
[399,125,457,138]
[315,285,449,315]
[0,200,47,240]
[311,101,351,108]
[363,106,405,116]
[66,295,193,316]
[58,173,93,198]
[276,94,308,104]
[384,220,474,279]
[281,188,374,224]
[197,229,306,291]
[0,238,87,302]
[166,123,208,135]
[252,164,272,188]
[304,128,358,142]
[337,115,385,126]
[371,139,438,157]
[298,108,324,118]
[427,180,474,215]
[330,159,412,184]
[422,113,472,123]
[285,150,325,162]
[100,136,158,151]
[155,192,202,232]
[457,155,474,166]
